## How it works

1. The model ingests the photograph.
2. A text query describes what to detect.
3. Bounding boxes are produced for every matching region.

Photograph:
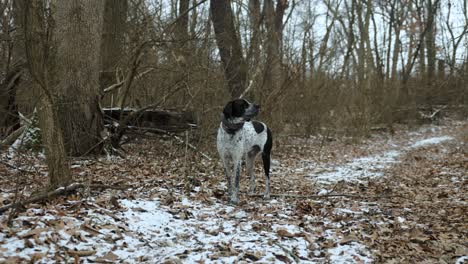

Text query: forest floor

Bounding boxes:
[0,117,467,263]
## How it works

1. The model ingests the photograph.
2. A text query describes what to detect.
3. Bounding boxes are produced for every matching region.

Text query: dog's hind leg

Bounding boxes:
[262,128,273,199]
[246,146,260,195]
[261,152,271,199]
[246,156,256,195]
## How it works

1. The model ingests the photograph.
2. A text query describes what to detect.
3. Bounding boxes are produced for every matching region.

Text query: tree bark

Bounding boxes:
[425,0,437,81]
[100,0,127,90]
[24,0,71,188]
[0,1,24,138]
[247,0,261,69]
[0,64,22,138]
[54,0,105,156]
[263,0,287,98]
[210,0,247,99]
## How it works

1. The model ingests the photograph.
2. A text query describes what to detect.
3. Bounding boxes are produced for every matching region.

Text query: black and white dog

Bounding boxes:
[217,99,273,204]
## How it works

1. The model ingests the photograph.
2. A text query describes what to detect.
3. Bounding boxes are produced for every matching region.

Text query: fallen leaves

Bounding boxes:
[1,118,467,263]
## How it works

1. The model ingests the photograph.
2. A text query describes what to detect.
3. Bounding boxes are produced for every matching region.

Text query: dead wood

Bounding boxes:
[0,183,130,214]
[0,125,25,148]
[128,125,212,161]
[249,193,403,200]
[67,250,96,257]
[104,108,195,133]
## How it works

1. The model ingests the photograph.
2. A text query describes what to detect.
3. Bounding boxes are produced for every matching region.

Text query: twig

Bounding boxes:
[274,242,300,263]
[67,250,96,257]
[103,68,154,93]
[239,67,261,99]
[0,160,35,173]
[127,126,212,161]
[0,183,130,214]
[249,193,403,199]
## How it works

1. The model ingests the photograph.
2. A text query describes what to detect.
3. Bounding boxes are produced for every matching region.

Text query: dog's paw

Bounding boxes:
[263,192,270,199]
[248,187,256,196]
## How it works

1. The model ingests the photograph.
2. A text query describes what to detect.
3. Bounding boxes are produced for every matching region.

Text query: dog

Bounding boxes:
[217,99,273,204]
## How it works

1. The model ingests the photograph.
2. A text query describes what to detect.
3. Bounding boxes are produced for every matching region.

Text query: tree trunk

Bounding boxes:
[247,0,261,69]
[100,0,127,90]
[24,0,71,188]
[425,0,437,81]
[341,0,356,79]
[0,1,24,138]
[38,97,72,188]
[54,0,105,156]
[426,0,437,81]
[416,1,426,77]
[210,0,247,99]
[176,0,190,44]
[0,64,22,138]
[263,0,287,99]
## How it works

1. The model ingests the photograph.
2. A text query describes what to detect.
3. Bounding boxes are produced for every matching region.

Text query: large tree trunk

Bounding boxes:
[247,0,261,69]
[54,0,105,156]
[100,0,127,90]
[210,0,247,99]
[0,65,22,138]
[0,1,24,138]
[263,0,287,99]
[24,0,71,188]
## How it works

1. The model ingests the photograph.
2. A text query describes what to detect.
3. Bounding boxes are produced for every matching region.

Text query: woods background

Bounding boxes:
[0,0,467,188]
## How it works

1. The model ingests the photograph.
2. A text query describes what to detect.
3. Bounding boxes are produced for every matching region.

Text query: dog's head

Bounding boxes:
[222,99,260,123]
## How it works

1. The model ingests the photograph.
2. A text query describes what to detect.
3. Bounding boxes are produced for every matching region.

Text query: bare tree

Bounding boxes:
[100,0,127,89]
[425,0,438,80]
[0,1,22,138]
[54,0,106,156]
[24,0,71,188]
[444,0,468,76]
[210,0,247,98]
[263,0,287,98]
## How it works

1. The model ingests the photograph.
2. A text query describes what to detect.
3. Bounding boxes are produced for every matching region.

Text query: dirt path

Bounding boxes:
[0,118,466,263]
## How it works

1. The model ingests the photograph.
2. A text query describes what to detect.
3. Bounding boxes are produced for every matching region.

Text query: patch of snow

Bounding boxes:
[410,136,454,148]
[455,256,468,264]
[0,194,376,263]
[328,242,373,264]
[311,149,402,183]
[308,127,456,184]
[317,189,329,195]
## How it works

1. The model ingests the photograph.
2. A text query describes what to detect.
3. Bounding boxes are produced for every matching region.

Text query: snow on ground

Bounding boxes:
[0,194,374,263]
[305,129,455,184]
[0,120,465,263]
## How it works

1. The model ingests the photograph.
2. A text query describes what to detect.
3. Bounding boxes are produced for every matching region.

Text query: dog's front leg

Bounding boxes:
[230,161,241,204]
[221,157,232,198]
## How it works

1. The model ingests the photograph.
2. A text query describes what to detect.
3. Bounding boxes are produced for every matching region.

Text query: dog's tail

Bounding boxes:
[262,127,273,177]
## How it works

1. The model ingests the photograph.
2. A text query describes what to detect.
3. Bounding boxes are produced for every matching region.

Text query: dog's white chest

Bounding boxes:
[217,122,267,158]
[217,124,245,159]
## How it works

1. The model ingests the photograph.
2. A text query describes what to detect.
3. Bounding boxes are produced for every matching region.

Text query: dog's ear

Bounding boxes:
[223,101,234,118]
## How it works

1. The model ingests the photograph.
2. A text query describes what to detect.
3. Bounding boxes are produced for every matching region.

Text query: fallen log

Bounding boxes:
[103,108,196,133]
[0,183,129,214]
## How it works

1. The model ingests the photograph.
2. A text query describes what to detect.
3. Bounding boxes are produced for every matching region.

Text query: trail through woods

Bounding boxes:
[0,118,467,263]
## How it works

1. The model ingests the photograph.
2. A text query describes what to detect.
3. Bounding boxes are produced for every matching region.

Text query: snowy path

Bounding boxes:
[308,135,454,184]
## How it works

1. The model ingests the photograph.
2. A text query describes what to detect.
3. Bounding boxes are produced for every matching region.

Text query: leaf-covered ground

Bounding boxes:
[0,118,467,263]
